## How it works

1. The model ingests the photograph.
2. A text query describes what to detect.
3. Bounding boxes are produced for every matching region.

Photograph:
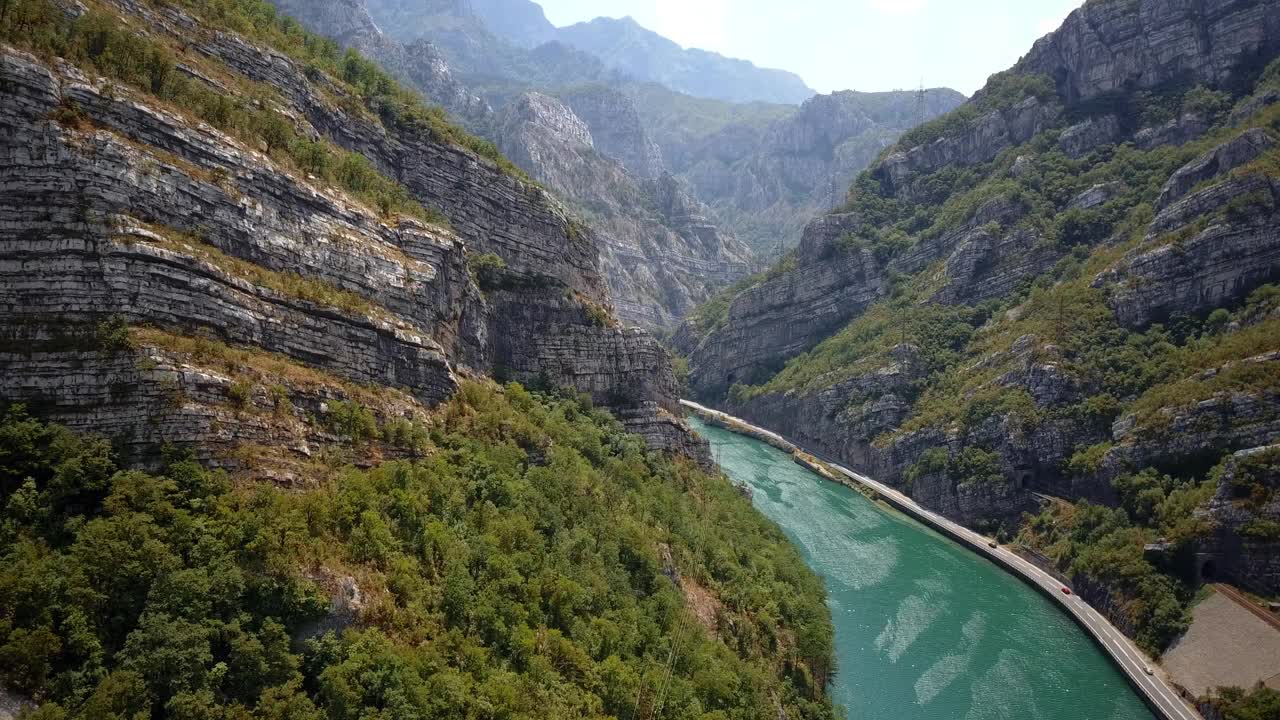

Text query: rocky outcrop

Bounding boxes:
[268,0,491,128]
[684,213,883,395]
[1015,0,1280,103]
[0,340,434,478]
[878,97,1060,197]
[1099,130,1280,328]
[558,85,665,180]
[497,92,752,332]
[725,347,922,468]
[1058,114,1121,158]
[1197,446,1280,594]
[1134,112,1212,150]
[1155,128,1275,209]
[0,0,705,463]
[907,467,1031,528]
[615,403,715,469]
[1104,352,1280,479]
[498,91,596,167]
[673,89,967,251]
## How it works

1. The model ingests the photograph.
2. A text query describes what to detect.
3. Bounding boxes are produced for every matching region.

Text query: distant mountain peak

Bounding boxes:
[448,0,815,105]
[553,14,815,105]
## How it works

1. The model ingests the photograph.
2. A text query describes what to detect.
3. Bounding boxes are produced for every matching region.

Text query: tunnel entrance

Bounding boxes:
[1018,472,1033,490]
[1200,558,1218,582]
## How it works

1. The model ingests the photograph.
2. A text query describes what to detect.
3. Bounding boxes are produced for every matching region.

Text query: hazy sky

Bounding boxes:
[536,0,1085,96]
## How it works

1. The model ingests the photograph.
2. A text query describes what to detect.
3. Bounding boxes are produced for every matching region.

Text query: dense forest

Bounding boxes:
[0,382,836,718]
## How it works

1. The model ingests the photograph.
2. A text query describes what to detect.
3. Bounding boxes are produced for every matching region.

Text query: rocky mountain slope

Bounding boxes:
[468,0,558,48]
[371,0,814,105]
[279,0,971,326]
[650,86,967,253]
[678,0,1280,655]
[364,0,625,104]
[498,91,753,331]
[0,0,709,475]
[360,0,964,256]
[270,0,492,128]
[0,1,844,718]
[269,0,758,333]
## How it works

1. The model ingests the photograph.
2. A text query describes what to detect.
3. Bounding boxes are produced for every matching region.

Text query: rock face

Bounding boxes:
[1197,446,1280,594]
[0,0,706,467]
[678,0,1280,533]
[558,85,665,180]
[269,0,491,129]
[1058,114,1121,158]
[682,192,1043,397]
[1015,0,1280,103]
[1101,129,1280,328]
[1099,349,1280,490]
[675,88,968,251]
[274,0,754,333]
[1156,128,1276,208]
[496,92,753,332]
[878,97,1060,197]
[682,213,882,394]
[1134,112,1212,149]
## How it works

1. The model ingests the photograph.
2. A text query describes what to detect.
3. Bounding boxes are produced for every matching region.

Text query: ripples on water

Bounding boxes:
[692,418,1155,720]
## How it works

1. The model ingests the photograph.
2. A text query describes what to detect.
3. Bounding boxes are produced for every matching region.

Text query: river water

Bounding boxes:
[688,417,1155,720]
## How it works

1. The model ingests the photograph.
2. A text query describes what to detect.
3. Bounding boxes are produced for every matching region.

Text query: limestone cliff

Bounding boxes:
[1197,446,1280,595]
[269,0,491,129]
[496,92,753,332]
[1015,0,1280,103]
[662,88,968,253]
[268,0,754,333]
[680,0,1280,539]
[0,0,709,475]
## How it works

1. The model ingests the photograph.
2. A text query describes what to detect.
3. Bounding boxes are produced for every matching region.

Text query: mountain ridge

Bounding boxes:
[677,0,1280,665]
[551,15,816,106]
[372,0,816,106]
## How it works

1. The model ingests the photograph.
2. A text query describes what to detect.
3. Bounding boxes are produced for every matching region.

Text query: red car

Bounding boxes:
[1061,587,1072,595]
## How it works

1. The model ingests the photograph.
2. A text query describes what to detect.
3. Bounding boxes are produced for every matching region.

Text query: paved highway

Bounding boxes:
[682,400,1204,720]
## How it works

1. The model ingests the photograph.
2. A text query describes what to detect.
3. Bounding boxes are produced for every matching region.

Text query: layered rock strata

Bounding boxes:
[0,0,704,468]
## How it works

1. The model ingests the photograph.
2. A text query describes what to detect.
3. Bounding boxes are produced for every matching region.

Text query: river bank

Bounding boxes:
[682,399,1202,720]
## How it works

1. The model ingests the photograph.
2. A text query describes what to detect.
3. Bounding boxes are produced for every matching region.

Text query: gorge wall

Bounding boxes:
[0,0,709,478]
[267,0,758,333]
[679,0,1280,582]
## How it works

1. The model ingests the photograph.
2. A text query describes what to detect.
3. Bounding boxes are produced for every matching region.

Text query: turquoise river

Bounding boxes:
[688,417,1156,720]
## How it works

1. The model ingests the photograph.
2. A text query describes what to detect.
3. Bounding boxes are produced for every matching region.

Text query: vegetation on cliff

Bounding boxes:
[0,383,837,719]
[2,0,526,184]
[682,31,1280,659]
